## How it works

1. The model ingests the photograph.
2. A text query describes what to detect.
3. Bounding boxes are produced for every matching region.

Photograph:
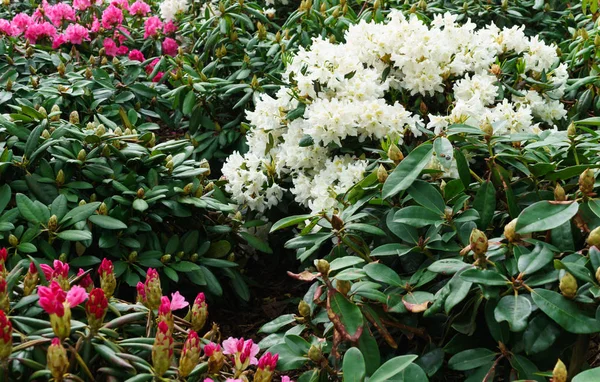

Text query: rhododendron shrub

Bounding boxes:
[222,12,570,213]
[0,254,296,381]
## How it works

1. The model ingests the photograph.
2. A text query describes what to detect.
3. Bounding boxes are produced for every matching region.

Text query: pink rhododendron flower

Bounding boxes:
[40,260,69,281]
[162,37,178,56]
[257,352,278,371]
[222,337,260,369]
[45,2,76,27]
[66,285,88,306]
[128,49,145,61]
[129,0,150,16]
[204,379,214,382]
[52,34,67,49]
[24,22,57,43]
[11,13,31,34]
[144,16,162,39]
[101,4,124,29]
[282,377,293,382]
[114,26,130,44]
[73,0,92,11]
[91,16,101,33]
[103,37,118,56]
[226,379,243,382]
[0,20,14,36]
[163,20,177,34]
[116,45,129,55]
[38,281,67,316]
[170,291,188,310]
[64,24,89,44]
[77,268,94,291]
[152,72,164,82]
[203,342,221,356]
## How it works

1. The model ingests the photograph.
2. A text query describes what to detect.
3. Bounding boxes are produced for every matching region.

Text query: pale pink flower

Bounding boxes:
[66,285,88,306]
[143,16,162,39]
[170,291,188,310]
[226,379,244,382]
[101,4,123,29]
[64,24,89,44]
[162,37,178,56]
[203,379,214,382]
[222,337,260,369]
[129,0,150,16]
[282,377,293,382]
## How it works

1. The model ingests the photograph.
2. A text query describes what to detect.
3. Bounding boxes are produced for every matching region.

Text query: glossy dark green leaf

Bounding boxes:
[494,294,532,332]
[342,347,366,382]
[369,355,418,382]
[516,201,579,234]
[407,180,445,214]
[531,289,600,333]
[472,181,496,229]
[448,348,497,371]
[383,143,433,199]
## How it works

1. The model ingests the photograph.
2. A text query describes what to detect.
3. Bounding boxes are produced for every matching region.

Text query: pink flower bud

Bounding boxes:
[24,262,39,296]
[204,342,224,374]
[152,320,174,376]
[0,248,6,263]
[0,279,8,313]
[47,338,69,381]
[86,288,108,331]
[144,268,162,310]
[136,281,147,305]
[77,269,94,293]
[191,292,208,332]
[158,296,173,333]
[0,310,12,360]
[98,258,116,298]
[254,352,278,382]
[39,282,87,339]
[179,331,201,377]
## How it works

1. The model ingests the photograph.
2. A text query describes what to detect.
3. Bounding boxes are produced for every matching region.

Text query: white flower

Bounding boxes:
[159,0,188,21]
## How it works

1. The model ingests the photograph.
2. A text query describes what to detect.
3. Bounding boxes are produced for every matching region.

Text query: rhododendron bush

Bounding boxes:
[223,11,569,213]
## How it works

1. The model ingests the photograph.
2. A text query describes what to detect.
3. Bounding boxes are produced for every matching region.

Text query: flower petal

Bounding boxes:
[66,285,88,307]
[170,291,189,310]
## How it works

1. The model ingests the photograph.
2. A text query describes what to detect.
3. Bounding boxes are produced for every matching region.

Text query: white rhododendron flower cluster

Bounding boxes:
[223,11,569,213]
[159,0,189,21]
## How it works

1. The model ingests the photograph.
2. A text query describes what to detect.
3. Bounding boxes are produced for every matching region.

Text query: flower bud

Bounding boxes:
[504,218,520,243]
[470,228,488,256]
[165,160,174,172]
[552,359,567,382]
[298,300,311,318]
[377,164,388,183]
[596,266,600,285]
[55,169,65,186]
[480,121,493,138]
[199,159,211,176]
[98,202,108,216]
[152,321,174,377]
[183,183,193,195]
[48,215,58,232]
[47,338,69,381]
[559,272,578,299]
[85,67,93,79]
[331,215,344,231]
[160,254,171,263]
[129,251,138,262]
[86,288,108,331]
[255,352,278,382]
[179,331,201,377]
[0,310,12,360]
[0,280,8,313]
[77,269,93,293]
[77,149,86,162]
[145,269,162,310]
[57,63,66,77]
[205,342,225,373]
[42,129,51,139]
[98,259,116,299]
[588,226,600,247]
[308,345,323,363]
[8,234,18,247]
[95,124,106,137]
[554,183,566,201]
[194,185,204,197]
[50,104,61,121]
[23,263,39,296]
[387,143,403,163]
[579,168,595,196]
[204,182,214,193]
[191,293,208,332]
[69,111,79,124]
[49,304,71,340]
[567,122,576,138]
[315,259,330,276]
[137,188,145,199]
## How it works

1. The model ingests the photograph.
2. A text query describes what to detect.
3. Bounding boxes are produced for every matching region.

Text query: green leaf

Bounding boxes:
[132,199,149,212]
[60,202,102,225]
[472,181,496,229]
[89,215,128,230]
[345,223,386,236]
[343,348,366,382]
[69,256,102,267]
[16,193,46,224]
[239,232,272,254]
[330,291,363,337]
[394,206,442,228]
[270,214,314,233]
[407,180,445,214]
[573,367,600,382]
[363,263,402,287]
[369,355,418,382]
[259,314,296,334]
[382,143,434,199]
[494,294,532,332]
[433,137,453,169]
[531,289,600,334]
[459,269,509,286]
[517,244,554,275]
[448,348,497,371]
[516,201,579,234]
[523,314,560,355]
[56,230,92,241]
